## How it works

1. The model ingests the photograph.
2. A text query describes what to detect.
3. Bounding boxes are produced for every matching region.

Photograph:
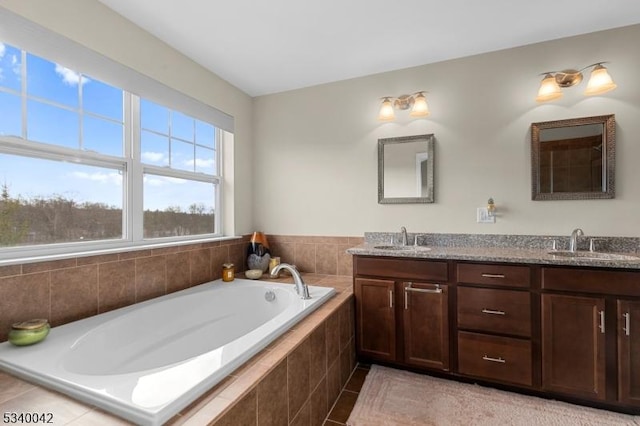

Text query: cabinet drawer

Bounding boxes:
[457,263,530,288]
[355,256,448,282]
[457,287,531,337]
[458,331,532,386]
[542,267,640,297]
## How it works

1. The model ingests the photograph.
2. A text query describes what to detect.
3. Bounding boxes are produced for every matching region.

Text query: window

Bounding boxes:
[0,40,224,257]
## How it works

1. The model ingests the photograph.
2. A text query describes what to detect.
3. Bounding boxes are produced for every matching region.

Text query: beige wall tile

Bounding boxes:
[257,361,287,426]
[98,260,135,313]
[135,256,167,302]
[0,272,50,341]
[287,338,310,420]
[166,251,191,293]
[212,389,257,426]
[309,325,327,391]
[51,265,98,326]
[23,258,76,274]
[190,248,212,285]
[294,243,316,273]
[316,244,337,275]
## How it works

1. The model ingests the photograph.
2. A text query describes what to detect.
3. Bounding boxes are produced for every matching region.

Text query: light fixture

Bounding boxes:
[377,91,430,121]
[535,62,617,102]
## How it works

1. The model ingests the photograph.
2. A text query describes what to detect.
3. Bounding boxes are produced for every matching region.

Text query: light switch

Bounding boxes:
[477,207,496,223]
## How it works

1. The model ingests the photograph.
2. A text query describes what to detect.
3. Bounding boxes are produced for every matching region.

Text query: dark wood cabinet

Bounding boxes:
[403,282,449,370]
[354,278,396,362]
[618,300,640,406]
[353,255,640,413]
[353,257,450,371]
[541,293,606,400]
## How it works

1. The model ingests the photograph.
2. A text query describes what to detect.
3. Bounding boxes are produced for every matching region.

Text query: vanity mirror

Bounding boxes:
[531,114,615,200]
[378,134,434,204]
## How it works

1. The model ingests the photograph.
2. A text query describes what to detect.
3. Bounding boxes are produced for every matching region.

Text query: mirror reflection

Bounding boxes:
[378,134,434,204]
[531,115,615,200]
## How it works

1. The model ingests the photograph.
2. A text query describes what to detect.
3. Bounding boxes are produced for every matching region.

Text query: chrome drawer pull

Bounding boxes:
[481,273,505,279]
[404,283,442,294]
[389,290,393,308]
[599,310,605,334]
[623,312,630,336]
[481,309,506,316]
[482,355,506,364]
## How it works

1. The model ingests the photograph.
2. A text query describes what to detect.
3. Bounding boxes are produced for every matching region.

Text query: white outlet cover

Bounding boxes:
[477,207,496,223]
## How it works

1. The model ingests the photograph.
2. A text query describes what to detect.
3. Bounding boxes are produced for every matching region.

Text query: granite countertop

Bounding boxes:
[347,232,640,270]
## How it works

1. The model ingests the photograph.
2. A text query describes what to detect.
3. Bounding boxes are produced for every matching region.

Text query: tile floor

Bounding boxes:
[323,364,370,425]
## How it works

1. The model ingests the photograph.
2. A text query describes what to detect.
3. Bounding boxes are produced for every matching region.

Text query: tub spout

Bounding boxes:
[270,263,311,299]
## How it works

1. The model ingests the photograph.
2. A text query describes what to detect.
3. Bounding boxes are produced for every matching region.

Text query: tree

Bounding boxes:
[0,184,29,246]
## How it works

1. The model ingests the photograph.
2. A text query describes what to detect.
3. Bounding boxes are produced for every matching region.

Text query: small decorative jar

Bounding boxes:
[222,263,235,282]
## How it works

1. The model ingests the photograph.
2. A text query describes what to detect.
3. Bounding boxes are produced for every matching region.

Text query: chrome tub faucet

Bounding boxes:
[270,263,311,299]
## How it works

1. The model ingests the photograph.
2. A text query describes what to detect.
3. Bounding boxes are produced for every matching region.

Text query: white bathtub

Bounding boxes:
[0,278,336,425]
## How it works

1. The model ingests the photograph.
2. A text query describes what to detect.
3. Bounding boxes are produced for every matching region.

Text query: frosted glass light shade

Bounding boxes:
[584,64,617,96]
[377,98,395,121]
[409,93,430,117]
[536,73,563,102]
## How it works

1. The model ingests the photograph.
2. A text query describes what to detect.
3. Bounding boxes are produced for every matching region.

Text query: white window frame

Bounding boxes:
[0,8,234,264]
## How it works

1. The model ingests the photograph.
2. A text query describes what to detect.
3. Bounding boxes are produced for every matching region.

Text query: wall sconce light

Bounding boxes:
[535,62,617,102]
[378,91,430,121]
[487,197,496,217]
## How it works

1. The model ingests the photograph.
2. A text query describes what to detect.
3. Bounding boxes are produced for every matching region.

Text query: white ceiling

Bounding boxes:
[97,0,640,97]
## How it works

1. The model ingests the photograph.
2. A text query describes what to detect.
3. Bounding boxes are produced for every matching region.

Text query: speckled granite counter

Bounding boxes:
[347,232,640,270]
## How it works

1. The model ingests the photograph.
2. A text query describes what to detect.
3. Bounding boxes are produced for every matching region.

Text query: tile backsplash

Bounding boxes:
[0,234,360,342]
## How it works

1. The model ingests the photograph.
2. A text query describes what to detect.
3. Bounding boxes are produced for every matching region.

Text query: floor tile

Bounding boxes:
[326,390,359,424]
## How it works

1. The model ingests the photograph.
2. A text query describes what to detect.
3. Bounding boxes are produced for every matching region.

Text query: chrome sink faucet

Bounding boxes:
[569,228,584,252]
[400,226,408,246]
[270,263,311,299]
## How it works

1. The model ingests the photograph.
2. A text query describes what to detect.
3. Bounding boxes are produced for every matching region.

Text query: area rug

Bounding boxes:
[347,365,640,426]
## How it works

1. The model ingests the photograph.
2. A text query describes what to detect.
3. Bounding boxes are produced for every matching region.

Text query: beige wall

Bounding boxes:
[3,2,640,239]
[253,25,640,237]
[1,0,255,235]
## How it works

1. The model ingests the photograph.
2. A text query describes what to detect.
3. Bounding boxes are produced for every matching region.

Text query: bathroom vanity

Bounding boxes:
[348,233,640,414]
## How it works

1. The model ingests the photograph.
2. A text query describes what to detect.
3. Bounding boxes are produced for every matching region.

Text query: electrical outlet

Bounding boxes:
[477,207,496,223]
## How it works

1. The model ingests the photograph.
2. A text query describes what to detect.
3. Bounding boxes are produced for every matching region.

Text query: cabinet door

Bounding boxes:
[618,300,640,406]
[403,282,449,371]
[354,278,396,361]
[542,294,606,400]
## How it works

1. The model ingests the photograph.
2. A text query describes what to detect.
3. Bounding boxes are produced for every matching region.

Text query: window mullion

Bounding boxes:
[128,93,144,242]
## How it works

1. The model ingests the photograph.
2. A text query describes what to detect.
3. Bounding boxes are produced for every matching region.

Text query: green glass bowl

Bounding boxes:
[8,323,50,346]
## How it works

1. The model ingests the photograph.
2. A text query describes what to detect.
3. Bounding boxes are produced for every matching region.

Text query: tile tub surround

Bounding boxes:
[0,234,361,343]
[266,235,363,276]
[0,274,356,425]
[0,237,251,343]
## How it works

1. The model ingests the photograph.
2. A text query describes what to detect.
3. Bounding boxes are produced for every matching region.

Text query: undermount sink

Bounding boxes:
[548,250,640,261]
[374,245,432,251]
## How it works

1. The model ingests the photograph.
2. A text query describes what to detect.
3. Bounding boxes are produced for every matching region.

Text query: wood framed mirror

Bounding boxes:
[378,134,434,204]
[531,114,615,200]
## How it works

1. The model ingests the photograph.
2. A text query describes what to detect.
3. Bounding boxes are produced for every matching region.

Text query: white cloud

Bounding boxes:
[54,64,90,87]
[194,158,216,169]
[0,43,5,59]
[12,55,20,77]
[142,151,166,163]
[70,171,122,186]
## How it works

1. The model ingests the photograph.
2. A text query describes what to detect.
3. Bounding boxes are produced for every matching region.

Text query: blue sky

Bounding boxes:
[0,41,216,213]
